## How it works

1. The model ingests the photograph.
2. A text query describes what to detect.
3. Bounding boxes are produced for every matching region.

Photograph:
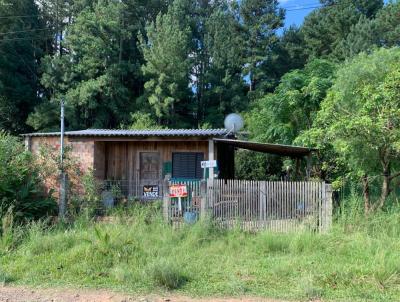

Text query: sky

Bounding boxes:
[280,0,392,27]
[279,0,322,27]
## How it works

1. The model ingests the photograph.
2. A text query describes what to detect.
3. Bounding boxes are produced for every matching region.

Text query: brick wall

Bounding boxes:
[28,136,99,201]
[29,136,96,174]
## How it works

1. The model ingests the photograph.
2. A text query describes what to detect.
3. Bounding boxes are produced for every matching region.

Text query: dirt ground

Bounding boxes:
[0,286,297,302]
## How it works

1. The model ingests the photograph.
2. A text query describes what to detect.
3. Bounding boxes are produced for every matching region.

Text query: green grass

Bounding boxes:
[1,200,400,301]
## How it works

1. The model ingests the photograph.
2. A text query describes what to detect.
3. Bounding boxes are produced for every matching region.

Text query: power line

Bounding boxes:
[282,0,321,9]
[285,5,325,12]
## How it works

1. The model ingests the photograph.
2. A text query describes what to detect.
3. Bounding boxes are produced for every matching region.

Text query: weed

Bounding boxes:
[147,259,188,290]
[0,201,399,301]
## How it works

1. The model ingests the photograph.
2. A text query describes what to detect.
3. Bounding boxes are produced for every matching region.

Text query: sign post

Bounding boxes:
[201,160,217,180]
[169,184,188,214]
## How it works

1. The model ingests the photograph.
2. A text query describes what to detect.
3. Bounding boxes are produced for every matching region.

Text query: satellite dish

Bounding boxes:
[224,113,244,134]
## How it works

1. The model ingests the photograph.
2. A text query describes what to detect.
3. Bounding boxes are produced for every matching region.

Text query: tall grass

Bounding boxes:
[0,200,399,301]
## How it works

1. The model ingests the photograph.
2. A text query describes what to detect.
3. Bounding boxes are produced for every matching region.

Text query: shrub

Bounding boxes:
[147,259,188,290]
[0,132,57,222]
[69,170,103,218]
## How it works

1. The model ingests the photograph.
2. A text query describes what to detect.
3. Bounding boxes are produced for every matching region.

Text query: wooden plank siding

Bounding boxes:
[100,141,210,182]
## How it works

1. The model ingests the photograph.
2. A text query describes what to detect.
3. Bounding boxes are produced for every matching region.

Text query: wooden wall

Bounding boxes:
[99,140,209,181]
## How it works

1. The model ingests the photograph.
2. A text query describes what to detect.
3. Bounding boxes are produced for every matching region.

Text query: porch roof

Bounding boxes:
[213,138,316,157]
[22,128,229,138]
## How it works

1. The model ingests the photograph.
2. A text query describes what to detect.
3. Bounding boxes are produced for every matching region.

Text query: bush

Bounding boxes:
[0,132,57,222]
[148,259,188,290]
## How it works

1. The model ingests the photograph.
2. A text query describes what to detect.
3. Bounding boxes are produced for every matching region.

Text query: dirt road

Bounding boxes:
[0,286,294,302]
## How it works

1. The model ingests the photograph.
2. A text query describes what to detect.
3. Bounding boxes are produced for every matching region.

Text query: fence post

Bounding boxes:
[322,183,333,232]
[163,180,170,222]
[200,179,208,220]
[259,181,266,224]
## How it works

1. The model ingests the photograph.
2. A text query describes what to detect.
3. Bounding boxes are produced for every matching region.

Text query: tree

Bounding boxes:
[336,15,378,60]
[0,0,46,133]
[302,48,400,212]
[30,0,171,131]
[247,59,336,145]
[240,0,284,95]
[0,132,57,221]
[140,0,192,127]
[301,0,383,60]
[374,1,400,47]
[199,4,247,127]
[128,112,165,129]
[272,26,308,77]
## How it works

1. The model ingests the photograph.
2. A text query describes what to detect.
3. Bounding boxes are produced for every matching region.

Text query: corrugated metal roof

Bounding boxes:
[22,128,229,137]
[214,138,316,157]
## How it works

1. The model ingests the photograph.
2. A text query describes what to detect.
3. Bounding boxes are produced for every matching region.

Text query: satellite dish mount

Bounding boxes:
[224,113,244,137]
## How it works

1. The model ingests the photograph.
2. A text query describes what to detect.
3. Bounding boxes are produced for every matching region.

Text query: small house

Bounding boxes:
[23,129,236,199]
[23,128,315,200]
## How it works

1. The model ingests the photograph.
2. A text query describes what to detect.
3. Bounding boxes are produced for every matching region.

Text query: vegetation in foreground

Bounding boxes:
[1,201,399,302]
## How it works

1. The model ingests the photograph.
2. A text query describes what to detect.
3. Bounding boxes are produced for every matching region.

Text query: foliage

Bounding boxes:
[240,0,285,95]
[301,0,383,60]
[301,48,400,211]
[69,171,103,218]
[0,204,400,300]
[0,132,57,222]
[247,59,336,145]
[140,0,253,127]
[148,258,188,289]
[0,0,45,134]
[140,0,192,126]
[36,144,104,218]
[128,112,165,130]
[235,150,283,180]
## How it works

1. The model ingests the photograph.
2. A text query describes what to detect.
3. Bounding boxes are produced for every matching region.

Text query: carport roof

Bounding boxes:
[213,138,316,157]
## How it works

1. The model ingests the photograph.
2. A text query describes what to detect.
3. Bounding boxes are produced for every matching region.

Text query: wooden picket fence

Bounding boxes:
[164,179,333,233]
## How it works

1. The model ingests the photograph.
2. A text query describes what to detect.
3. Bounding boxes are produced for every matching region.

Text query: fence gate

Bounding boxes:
[164,179,332,233]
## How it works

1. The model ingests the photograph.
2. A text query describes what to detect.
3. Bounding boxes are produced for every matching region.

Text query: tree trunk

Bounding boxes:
[362,174,370,215]
[378,166,391,210]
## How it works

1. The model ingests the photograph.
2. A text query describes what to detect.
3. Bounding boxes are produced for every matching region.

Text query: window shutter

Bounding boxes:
[172,152,204,179]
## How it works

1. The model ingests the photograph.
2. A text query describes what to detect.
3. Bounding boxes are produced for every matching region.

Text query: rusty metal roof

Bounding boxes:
[214,138,316,157]
[22,128,229,137]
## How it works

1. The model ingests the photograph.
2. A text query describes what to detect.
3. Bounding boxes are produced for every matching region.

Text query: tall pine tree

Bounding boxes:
[0,0,46,133]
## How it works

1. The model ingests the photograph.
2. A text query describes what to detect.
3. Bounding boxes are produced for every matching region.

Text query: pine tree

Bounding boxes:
[0,0,45,133]
[239,0,284,96]
[301,0,383,60]
[30,0,170,131]
[374,1,400,47]
[337,16,378,59]
[140,0,193,127]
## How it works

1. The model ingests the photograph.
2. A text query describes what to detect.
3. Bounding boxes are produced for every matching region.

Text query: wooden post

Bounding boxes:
[208,139,215,179]
[163,180,169,222]
[321,183,333,233]
[259,181,266,224]
[24,136,32,152]
[306,154,312,180]
[200,179,208,220]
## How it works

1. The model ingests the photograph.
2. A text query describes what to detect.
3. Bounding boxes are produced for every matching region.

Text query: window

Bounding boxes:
[172,152,204,179]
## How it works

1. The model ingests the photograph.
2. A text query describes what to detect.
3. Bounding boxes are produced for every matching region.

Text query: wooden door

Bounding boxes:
[139,152,161,199]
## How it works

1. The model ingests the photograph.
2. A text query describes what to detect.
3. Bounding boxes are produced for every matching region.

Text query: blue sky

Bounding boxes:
[281,0,391,27]
[279,0,322,27]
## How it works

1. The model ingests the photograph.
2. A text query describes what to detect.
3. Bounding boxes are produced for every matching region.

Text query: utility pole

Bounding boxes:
[56,0,67,218]
[59,99,67,218]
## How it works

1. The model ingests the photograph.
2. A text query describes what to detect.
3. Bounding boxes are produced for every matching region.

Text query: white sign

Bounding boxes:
[201,160,217,168]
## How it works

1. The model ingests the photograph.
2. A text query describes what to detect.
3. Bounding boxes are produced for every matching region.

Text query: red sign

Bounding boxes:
[169,184,188,198]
